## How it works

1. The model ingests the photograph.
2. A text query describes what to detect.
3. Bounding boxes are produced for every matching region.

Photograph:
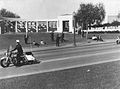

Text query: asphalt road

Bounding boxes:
[34,43,120,61]
[0,43,120,89]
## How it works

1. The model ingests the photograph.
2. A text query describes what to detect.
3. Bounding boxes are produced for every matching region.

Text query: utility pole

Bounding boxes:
[86,21,88,40]
[73,12,76,47]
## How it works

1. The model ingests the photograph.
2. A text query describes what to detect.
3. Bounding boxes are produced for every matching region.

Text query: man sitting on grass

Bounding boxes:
[92,35,103,41]
[92,35,97,40]
[40,40,46,45]
[97,35,103,41]
[32,41,40,47]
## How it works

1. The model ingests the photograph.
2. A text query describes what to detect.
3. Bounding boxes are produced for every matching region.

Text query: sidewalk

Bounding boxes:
[0,39,115,55]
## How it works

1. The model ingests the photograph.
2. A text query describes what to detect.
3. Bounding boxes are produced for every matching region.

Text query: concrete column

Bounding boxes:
[57,20,59,32]
[46,21,48,32]
[36,21,38,32]
[0,27,1,34]
[15,21,18,33]
[25,21,28,36]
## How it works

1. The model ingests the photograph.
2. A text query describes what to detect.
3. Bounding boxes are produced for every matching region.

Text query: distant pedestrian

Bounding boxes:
[78,29,81,35]
[50,31,54,41]
[97,35,103,41]
[56,34,60,46]
[24,35,29,44]
[60,32,65,43]
[77,26,81,35]
[81,31,84,37]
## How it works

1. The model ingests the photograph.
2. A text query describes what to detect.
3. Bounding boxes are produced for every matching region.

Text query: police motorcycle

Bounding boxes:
[116,36,120,44]
[116,40,120,44]
[0,50,39,68]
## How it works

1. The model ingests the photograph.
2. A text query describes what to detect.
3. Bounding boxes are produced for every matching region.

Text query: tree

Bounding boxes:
[75,3,105,30]
[111,21,120,28]
[0,8,20,33]
[117,13,120,18]
[0,8,20,18]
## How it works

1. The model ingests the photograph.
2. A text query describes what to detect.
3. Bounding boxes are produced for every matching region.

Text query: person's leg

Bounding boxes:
[25,38,27,44]
[17,53,21,63]
[58,41,59,46]
[56,40,58,46]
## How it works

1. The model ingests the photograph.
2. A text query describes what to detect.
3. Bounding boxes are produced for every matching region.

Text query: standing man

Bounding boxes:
[24,35,29,44]
[77,26,81,35]
[50,31,54,41]
[61,32,65,43]
[56,34,60,46]
[82,30,84,37]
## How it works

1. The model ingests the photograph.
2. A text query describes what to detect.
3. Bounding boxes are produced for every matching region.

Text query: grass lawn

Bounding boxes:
[0,32,119,50]
[0,32,87,50]
[0,60,120,89]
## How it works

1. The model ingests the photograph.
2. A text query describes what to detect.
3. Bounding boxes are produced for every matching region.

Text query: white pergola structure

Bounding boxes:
[0,17,27,33]
[0,14,75,34]
[1,17,58,33]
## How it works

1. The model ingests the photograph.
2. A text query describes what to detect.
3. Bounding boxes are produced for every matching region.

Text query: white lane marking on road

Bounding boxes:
[42,49,120,63]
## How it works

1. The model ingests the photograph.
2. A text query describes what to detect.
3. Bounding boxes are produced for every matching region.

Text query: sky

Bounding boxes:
[0,0,120,21]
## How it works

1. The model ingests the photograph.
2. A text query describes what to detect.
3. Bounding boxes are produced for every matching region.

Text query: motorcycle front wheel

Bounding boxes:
[1,59,10,68]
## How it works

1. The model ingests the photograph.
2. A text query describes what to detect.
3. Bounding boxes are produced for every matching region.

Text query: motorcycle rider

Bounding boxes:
[11,40,23,62]
[116,36,120,44]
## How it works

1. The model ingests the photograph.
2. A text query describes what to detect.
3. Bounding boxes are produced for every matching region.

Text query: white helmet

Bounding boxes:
[16,40,20,43]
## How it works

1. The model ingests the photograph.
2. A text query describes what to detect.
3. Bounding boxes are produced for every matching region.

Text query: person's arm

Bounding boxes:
[11,46,17,52]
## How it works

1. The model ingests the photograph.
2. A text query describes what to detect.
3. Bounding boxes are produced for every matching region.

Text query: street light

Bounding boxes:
[73,12,76,47]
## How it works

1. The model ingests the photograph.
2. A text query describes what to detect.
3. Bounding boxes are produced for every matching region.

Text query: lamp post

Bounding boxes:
[73,12,76,47]
[86,21,88,39]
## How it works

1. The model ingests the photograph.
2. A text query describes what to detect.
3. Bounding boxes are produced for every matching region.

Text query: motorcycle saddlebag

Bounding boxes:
[25,55,35,61]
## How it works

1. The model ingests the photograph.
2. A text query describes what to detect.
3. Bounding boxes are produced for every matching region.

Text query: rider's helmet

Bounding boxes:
[16,40,20,43]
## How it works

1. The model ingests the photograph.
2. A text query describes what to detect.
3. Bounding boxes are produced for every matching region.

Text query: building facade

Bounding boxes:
[0,14,75,34]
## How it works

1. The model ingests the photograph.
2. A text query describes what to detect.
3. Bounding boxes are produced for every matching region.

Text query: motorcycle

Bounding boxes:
[116,36,120,44]
[116,39,120,44]
[0,51,39,68]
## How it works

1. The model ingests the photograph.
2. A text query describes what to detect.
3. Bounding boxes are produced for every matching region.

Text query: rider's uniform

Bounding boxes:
[12,43,23,61]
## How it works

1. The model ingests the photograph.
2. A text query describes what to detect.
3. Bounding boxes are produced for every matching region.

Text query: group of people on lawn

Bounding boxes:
[92,35,103,41]
[23,31,65,47]
[50,31,65,47]
[24,35,46,47]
